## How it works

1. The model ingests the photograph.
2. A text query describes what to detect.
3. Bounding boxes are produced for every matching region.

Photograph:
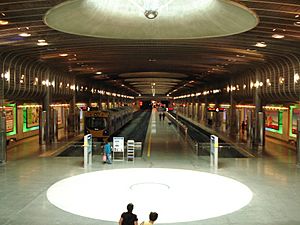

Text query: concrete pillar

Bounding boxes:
[215,101,221,127]
[229,92,238,135]
[98,95,103,110]
[297,120,300,167]
[42,86,52,145]
[0,75,6,163]
[191,98,195,119]
[247,110,252,136]
[254,92,264,147]
[106,97,110,109]
[0,112,6,164]
[204,97,208,123]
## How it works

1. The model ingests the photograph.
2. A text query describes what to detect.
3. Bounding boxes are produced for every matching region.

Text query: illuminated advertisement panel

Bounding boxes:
[265,110,283,134]
[290,106,300,137]
[5,107,14,132]
[26,107,39,128]
[5,104,17,136]
[265,111,279,130]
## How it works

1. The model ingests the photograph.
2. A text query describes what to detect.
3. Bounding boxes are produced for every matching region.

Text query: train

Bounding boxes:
[84,106,133,141]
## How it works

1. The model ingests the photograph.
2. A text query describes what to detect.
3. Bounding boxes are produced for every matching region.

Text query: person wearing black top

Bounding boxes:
[119,203,138,225]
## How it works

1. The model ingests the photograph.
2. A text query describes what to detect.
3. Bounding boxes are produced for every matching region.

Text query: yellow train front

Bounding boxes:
[84,107,133,141]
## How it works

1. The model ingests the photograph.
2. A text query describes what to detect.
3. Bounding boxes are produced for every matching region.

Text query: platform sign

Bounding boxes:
[113,137,124,152]
[210,135,219,169]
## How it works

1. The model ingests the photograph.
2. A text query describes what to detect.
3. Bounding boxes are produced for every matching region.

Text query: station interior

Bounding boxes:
[1,1,300,225]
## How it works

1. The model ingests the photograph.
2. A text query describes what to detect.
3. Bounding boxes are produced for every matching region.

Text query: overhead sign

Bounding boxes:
[113,137,124,152]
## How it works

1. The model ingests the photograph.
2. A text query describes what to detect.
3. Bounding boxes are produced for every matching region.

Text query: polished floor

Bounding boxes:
[1,110,300,225]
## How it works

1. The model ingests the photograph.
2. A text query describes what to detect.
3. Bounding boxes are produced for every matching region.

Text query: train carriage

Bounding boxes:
[84,106,133,141]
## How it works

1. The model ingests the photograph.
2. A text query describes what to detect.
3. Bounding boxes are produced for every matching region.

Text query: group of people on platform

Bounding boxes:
[119,203,158,225]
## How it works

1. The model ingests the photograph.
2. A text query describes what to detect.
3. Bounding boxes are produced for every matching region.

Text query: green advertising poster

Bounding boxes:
[289,105,300,138]
[23,105,39,132]
[5,103,17,136]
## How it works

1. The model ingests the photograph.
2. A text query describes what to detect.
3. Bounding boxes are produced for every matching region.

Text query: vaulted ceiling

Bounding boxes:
[0,0,299,98]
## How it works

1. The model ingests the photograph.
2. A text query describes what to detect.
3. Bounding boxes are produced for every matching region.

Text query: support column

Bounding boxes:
[229,92,238,136]
[98,95,103,110]
[68,93,76,134]
[0,112,6,164]
[0,74,6,163]
[106,97,110,109]
[42,84,52,145]
[254,92,265,149]
[191,98,195,120]
[214,101,221,128]
[204,97,208,124]
[297,120,300,167]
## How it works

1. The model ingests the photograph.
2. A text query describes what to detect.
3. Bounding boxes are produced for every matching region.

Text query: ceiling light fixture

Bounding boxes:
[254,42,267,48]
[37,42,48,46]
[19,32,31,37]
[44,0,258,40]
[294,21,300,27]
[144,10,158,19]
[272,34,285,39]
[59,53,68,57]
[0,20,8,25]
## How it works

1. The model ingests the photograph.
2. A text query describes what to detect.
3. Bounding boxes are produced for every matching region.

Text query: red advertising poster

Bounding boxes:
[265,111,279,130]
[5,107,14,132]
[292,108,300,134]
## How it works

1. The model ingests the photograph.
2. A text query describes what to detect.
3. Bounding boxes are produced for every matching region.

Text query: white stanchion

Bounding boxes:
[210,135,218,170]
[83,134,92,168]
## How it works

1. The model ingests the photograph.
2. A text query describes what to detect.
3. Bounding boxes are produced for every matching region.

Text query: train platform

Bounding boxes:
[1,109,300,225]
[176,112,297,164]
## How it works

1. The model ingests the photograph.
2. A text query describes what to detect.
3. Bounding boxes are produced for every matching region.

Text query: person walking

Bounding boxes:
[119,203,138,225]
[104,141,112,164]
[162,112,165,120]
[140,212,158,225]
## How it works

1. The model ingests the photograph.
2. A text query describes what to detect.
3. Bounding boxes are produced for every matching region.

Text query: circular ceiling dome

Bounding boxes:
[44,0,258,39]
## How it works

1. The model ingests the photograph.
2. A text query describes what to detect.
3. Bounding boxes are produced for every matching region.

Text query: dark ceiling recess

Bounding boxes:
[0,0,299,98]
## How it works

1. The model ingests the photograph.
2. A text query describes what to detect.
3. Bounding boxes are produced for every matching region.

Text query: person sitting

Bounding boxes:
[140,212,158,225]
[119,203,138,225]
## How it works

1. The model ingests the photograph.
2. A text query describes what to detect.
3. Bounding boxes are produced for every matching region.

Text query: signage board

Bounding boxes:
[113,137,124,152]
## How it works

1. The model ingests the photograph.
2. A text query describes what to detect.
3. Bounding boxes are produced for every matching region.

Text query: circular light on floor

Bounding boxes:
[47,168,252,223]
[44,0,258,39]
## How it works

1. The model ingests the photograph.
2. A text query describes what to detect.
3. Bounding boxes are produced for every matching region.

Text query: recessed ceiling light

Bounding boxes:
[37,42,48,46]
[96,71,102,74]
[144,10,158,19]
[59,53,68,57]
[19,32,31,37]
[254,42,267,48]
[295,15,299,18]
[0,20,8,25]
[38,39,46,43]
[294,21,300,26]
[272,34,285,39]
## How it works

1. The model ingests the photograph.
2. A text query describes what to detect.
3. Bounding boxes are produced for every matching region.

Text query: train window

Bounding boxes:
[86,117,107,130]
